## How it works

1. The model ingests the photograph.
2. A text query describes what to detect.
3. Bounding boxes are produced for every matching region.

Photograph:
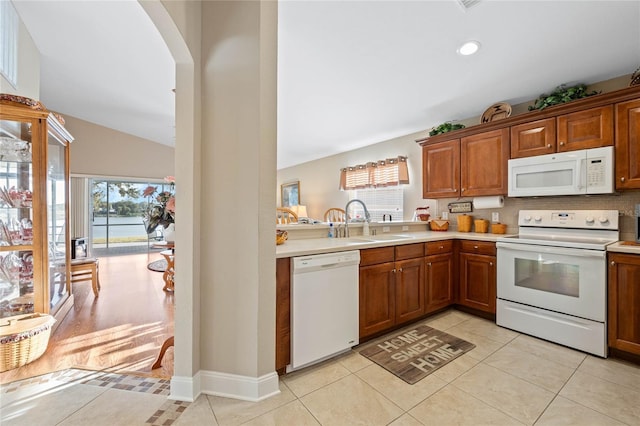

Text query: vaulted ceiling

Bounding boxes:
[11,1,640,169]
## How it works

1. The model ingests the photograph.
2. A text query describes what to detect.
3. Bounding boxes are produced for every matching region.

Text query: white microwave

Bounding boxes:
[508,146,614,197]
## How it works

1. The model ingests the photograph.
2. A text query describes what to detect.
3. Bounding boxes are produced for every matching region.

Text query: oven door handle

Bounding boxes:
[496,242,606,258]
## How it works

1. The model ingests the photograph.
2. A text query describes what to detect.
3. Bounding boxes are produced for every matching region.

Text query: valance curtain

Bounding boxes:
[339,156,409,190]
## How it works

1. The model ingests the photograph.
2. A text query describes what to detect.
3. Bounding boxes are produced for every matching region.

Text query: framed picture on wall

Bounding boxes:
[281,181,300,207]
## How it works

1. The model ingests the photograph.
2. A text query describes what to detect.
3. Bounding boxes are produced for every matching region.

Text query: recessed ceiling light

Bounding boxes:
[457,40,481,56]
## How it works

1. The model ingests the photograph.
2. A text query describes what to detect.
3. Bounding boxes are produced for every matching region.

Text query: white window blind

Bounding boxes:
[0,1,18,87]
[349,187,403,222]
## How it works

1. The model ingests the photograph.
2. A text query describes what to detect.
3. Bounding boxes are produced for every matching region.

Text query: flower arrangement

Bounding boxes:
[143,176,175,234]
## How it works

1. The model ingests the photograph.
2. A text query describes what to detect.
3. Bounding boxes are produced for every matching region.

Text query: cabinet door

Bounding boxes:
[557,105,613,152]
[608,253,640,355]
[458,252,496,314]
[422,140,460,198]
[615,99,640,190]
[395,258,425,325]
[275,258,291,372]
[425,253,453,313]
[359,262,396,338]
[510,118,556,158]
[460,128,509,196]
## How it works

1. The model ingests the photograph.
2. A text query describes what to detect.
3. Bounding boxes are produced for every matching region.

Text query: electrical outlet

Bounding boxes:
[442,211,449,220]
[402,226,409,231]
[492,212,500,222]
[383,226,390,233]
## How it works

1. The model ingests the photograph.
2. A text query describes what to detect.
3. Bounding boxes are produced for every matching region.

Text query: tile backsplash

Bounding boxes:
[435,192,640,241]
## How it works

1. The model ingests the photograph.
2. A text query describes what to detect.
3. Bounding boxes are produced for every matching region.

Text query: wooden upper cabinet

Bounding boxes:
[615,98,640,190]
[557,105,613,152]
[460,128,509,197]
[511,118,556,158]
[422,139,460,198]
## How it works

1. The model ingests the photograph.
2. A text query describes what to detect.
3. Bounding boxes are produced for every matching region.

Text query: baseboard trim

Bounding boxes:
[199,370,280,402]
[169,373,201,402]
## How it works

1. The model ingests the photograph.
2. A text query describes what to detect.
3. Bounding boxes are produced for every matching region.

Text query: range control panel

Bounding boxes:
[518,210,619,230]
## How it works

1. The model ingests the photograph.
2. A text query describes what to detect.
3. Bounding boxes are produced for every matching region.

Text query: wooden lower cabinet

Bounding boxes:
[425,240,454,313]
[425,253,454,312]
[275,257,291,373]
[395,257,425,324]
[359,261,396,338]
[608,253,640,355]
[458,241,497,314]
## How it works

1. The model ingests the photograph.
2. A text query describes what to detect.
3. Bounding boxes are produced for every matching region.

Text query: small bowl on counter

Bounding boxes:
[276,230,288,245]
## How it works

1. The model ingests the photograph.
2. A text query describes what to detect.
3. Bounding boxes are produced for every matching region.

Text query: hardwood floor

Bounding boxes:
[0,252,174,384]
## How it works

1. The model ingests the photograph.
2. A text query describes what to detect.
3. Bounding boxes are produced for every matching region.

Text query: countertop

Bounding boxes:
[606,241,640,255]
[276,231,511,258]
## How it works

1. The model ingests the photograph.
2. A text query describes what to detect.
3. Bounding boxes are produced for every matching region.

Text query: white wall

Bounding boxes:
[277,129,434,221]
[1,10,39,98]
[64,114,174,179]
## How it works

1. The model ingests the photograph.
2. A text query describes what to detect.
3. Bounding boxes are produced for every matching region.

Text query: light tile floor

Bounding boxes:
[2,309,640,425]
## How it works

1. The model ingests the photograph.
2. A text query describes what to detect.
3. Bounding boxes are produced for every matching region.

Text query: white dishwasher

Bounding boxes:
[289,250,360,371]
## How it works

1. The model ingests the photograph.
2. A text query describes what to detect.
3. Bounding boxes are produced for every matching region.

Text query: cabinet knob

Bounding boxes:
[610,261,615,266]
[547,144,552,148]
[392,269,396,273]
[461,188,465,192]
[427,262,432,266]
[559,141,565,146]
[399,268,403,272]
[474,245,479,249]
[489,262,493,266]
[621,177,626,182]
[439,245,444,249]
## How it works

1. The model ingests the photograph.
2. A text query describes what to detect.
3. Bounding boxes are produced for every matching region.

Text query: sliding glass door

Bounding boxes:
[90,179,168,255]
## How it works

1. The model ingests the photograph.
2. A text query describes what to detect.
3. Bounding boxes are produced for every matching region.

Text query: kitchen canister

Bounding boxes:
[491,223,507,234]
[474,219,489,233]
[457,214,472,232]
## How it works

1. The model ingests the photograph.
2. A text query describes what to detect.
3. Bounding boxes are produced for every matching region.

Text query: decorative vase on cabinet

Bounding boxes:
[163,223,175,243]
[0,94,73,325]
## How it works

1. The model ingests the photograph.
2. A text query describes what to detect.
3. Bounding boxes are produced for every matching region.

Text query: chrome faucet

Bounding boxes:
[344,199,371,238]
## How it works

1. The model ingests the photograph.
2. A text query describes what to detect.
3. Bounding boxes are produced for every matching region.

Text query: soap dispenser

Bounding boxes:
[363,221,370,236]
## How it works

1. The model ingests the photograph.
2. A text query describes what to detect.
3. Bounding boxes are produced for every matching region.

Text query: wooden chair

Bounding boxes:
[276,207,298,224]
[70,257,101,297]
[324,208,348,223]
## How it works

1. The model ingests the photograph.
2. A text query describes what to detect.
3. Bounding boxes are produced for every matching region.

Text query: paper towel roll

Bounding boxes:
[472,196,504,210]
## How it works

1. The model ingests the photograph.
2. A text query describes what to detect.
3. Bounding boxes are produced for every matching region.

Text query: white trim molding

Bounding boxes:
[169,373,201,402]
[199,370,280,402]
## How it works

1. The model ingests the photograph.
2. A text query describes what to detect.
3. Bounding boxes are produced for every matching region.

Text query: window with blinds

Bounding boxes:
[348,187,403,222]
[0,1,18,87]
[339,156,409,190]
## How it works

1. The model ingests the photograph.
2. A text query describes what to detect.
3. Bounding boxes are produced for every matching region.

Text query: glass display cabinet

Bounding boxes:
[0,94,73,323]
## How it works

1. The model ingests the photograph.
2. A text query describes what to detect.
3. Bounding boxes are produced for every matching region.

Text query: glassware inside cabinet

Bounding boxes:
[0,250,34,318]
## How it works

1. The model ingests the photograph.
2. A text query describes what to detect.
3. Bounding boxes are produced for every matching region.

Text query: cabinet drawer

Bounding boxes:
[425,240,453,255]
[395,243,424,261]
[360,247,395,266]
[458,240,496,256]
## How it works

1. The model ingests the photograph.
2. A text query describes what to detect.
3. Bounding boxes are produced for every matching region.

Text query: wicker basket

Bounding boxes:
[1,313,55,372]
[430,219,449,231]
[491,223,508,234]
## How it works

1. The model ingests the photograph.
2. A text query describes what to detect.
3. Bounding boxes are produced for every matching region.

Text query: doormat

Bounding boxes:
[359,324,475,384]
[147,259,167,272]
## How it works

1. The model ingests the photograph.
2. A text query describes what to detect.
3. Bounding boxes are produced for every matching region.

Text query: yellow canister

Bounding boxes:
[457,214,472,232]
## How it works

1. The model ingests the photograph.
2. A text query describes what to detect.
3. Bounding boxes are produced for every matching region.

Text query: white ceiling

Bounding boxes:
[10,1,640,170]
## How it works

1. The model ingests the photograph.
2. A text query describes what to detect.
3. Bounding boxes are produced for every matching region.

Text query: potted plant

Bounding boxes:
[429,122,465,136]
[528,83,600,111]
